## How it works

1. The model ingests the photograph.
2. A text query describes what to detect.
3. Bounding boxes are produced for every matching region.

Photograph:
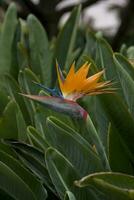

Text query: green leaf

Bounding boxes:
[93,97,109,150]
[0,150,47,200]
[83,33,134,169]
[99,94,134,166]
[0,89,9,115]
[114,53,134,80]
[85,33,134,116]
[15,102,27,141]
[46,147,99,200]
[0,161,36,200]
[88,32,116,77]
[75,172,134,200]
[86,115,110,171]
[27,14,53,85]
[77,37,112,150]
[108,124,134,174]
[113,53,134,115]
[64,191,76,200]
[0,141,15,158]
[127,46,134,59]
[84,32,123,94]
[5,140,54,193]
[76,32,96,67]
[18,68,40,94]
[17,20,29,71]
[34,104,76,137]
[0,189,14,200]
[18,68,40,122]
[3,74,30,124]
[0,3,17,75]
[120,44,127,56]
[27,126,49,151]
[10,22,20,79]
[0,100,27,140]
[34,108,50,138]
[52,5,81,85]
[46,116,104,177]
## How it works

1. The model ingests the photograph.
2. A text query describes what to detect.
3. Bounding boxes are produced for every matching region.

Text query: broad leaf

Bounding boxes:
[27,15,53,85]
[52,6,81,85]
[108,124,134,175]
[113,53,134,116]
[0,150,47,200]
[0,161,36,200]
[46,147,99,200]
[46,116,104,176]
[99,94,134,166]
[5,140,54,193]
[0,100,27,140]
[0,3,17,75]
[75,172,134,200]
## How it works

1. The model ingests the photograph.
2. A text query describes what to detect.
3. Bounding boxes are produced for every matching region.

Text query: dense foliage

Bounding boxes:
[0,3,134,200]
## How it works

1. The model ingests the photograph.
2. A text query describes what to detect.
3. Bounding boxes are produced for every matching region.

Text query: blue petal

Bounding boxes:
[33,82,63,98]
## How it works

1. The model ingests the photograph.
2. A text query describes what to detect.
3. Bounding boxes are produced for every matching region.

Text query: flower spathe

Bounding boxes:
[56,61,113,101]
[21,94,88,119]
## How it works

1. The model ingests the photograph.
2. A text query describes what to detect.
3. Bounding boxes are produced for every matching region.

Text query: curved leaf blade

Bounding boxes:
[46,147,99,200]
[0,161,36,200]
[46,116,104,177]
[75,172,134,200]
[0,150,47,200]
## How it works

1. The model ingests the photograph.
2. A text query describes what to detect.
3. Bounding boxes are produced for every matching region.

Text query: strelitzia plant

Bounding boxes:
[22,61,114,171]
[1,3,134,200]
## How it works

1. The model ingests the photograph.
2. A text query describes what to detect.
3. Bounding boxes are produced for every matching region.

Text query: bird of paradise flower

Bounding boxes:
[22,61,114,120]
[22,61,114,170]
